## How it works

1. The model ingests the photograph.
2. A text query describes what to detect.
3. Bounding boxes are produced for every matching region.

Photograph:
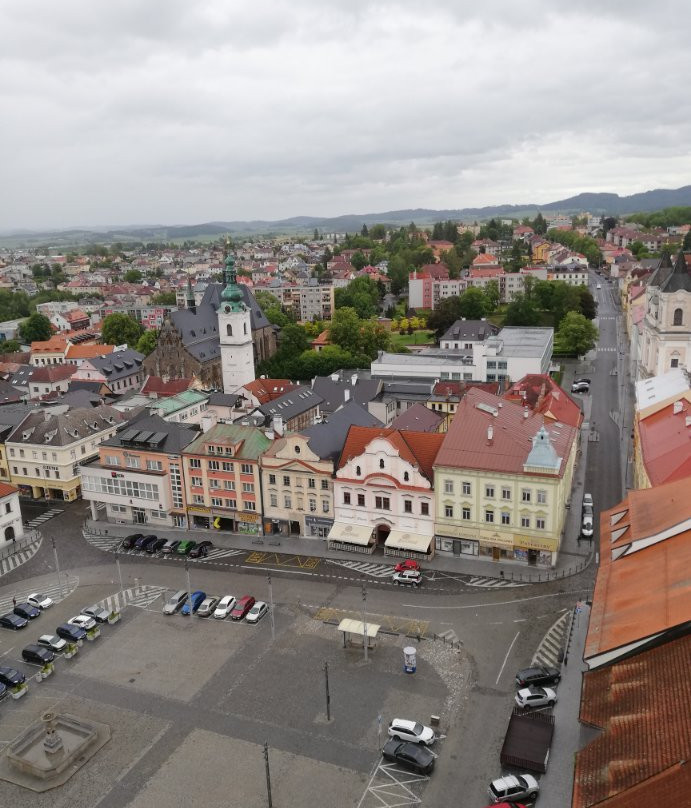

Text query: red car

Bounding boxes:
[230,596,255,621]
[394,559,421,573]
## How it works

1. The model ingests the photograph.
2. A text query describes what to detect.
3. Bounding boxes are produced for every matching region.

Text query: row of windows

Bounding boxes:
[267,473,329,490]
[269,493,330,513]
[192,494,256,511]
[442,480,547,504]
[442,504,545,529]
[188,458,253,474]
[106,455,164,472]
[82,476,159,501]
[342,491,430,515]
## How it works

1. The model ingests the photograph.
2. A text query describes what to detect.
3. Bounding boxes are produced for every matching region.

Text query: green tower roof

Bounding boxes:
[221,252,245,311]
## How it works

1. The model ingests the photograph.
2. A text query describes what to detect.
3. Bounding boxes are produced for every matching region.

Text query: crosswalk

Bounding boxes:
[597,347,617,352]
[531,609,570,667]
[25,507,63,529]
[0,575,79,612]
[93,585,166,614]
[0,538,42,578]
[326,559,395,578]
[83,534,122,553]
[463,575,525,588]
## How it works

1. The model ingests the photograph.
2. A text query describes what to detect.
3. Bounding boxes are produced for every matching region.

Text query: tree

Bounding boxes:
[19,313,52,343]
[151,291,177,305]
[504,294,541,327]
[578,288,597,320]
[532,212,547,235]
[683,230,691,250]
[458,287,490,320]
[555,311,598,356]
[334,276,381,318]
[0,339,22,353]
[279,323,309,355]
[351,251,368,271]
[427,296,464,339]
[254,290,282,312]
[328,307,363,355]
[484,279,501,312]
[387,255,410,296]
[361,224,369,238]
[102,313,144,347]
[136,330,159,356]
[507,241,524,273]
[124,269,143,283]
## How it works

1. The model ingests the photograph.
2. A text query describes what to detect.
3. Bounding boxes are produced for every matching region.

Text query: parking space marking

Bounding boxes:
[24,507,63,528]
[314,606,429,639]
[326,559,395,578]
[0,575,79,611]
[495,630,520,685]
[531,609,571,667]
[0,538,43,578]
[245,552,321,569]
[93,585,166,614]
[358,758,430,808]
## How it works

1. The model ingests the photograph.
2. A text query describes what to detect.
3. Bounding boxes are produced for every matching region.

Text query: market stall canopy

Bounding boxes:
[384,529,433,553]
[327,522,372,546]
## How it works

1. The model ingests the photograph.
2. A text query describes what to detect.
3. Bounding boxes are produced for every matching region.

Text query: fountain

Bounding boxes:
[0,711,110,792]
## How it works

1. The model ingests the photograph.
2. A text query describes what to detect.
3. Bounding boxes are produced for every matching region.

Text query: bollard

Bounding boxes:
[430,715,440,727]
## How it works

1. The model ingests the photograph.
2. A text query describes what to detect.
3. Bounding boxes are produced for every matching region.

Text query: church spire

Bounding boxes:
[185,273,196,313]
[221,242,245,311]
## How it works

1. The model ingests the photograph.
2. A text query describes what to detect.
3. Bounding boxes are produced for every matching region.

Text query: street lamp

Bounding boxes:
[362,584,368,663]
[50,536,64,599]
[267,572,275,642]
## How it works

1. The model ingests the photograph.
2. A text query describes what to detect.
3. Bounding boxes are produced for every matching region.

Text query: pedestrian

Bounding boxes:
[499,570,505,580]
[12,596,16,607]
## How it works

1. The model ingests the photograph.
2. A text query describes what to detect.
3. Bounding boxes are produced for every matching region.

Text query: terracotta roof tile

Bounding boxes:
[637,399,691,485]
[65,343,115,360]
[585,477,691,666]
[574,635,691,808]
[0,482,18,498]
[243,378,297,404]
[338,425,444,483]
[504,374,583,429]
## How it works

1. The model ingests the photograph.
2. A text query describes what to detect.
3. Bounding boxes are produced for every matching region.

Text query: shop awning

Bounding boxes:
[384,529,433,553]
[327,522,373,546]
[337,618,381,639]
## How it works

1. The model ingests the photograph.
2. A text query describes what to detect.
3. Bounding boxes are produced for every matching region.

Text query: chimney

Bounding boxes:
[200,414,214,433]
[351,373,357,386]
[524,410,529,419]
[487,425,494,443]
[344,389,350,402]
[673,400,683,415]
[272,415,284,436]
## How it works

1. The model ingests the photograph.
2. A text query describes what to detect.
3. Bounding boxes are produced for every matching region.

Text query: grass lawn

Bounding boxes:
[390,329,435,347]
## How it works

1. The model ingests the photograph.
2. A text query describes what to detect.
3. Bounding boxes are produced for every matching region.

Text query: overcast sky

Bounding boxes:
[2,1,691,229]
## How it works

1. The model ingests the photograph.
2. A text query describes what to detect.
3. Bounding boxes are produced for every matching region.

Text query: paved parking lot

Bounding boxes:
[0,579,471,808]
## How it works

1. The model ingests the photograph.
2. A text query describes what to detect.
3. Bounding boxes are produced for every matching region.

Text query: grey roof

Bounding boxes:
[390,403,443,432]
[207,392,242,407]
[0,403,33,439]
[55,389,104,408]
[257,387,323,422]
[311,374,382,414]
[169,283,271,363]
[302,400,382,460]
[100,413,198,455]
[6,405,131,447]
[648,250,691,293]
[493,327,553,358]
[5,364,33,389]
[441,319,499,342]
[89,349,145,381]
[68,380,108,393]
[0,378,22,403]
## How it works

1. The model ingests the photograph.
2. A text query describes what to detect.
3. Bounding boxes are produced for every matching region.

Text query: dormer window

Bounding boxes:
[356,465,361,476]
[403,471,409,482]
[379,459,385,469]
[295,445,301,454]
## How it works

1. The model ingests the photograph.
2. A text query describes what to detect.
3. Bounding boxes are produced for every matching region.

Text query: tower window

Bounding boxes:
[227,324,233,337]
[244,322,248,334]
[673,308,683,326]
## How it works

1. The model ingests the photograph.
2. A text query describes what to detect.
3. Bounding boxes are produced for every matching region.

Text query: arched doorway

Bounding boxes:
[5,526,14,542]
[375,524,390,545]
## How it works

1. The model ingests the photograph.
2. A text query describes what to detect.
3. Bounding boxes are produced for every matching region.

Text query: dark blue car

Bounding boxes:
[14,602,41,620]
[181,590,206,615]
[56,623,87,642]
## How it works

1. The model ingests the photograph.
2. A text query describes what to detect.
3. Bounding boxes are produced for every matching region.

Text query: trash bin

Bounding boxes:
[403,646,416,674]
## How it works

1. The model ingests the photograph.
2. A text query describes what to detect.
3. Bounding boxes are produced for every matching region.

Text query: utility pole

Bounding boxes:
[362,584,368,663]
[263,741,273,808]
[267,571,275,641]
[324,660,331,721]
[115,552,123,593]
[184,558,193,618]
[50,536,64,599]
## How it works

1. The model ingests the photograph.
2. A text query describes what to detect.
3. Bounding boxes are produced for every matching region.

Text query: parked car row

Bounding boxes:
[392,559,423,587]
[581,491,594,538]
[0,591,54,631]
[383,716,437,775]
[120,534,212,559]
[162,590,268,623]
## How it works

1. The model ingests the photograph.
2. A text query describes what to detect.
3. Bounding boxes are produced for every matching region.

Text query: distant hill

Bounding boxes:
[3,185,691,248]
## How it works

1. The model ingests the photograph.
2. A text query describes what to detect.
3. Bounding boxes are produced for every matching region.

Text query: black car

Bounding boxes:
[134,534,158,551]
[146,537,167,554]
[515,666,561,687]
[0,612,28,630]
[574,377,592,385]
[22,644,55,666]
[56,623,87,643]
[382,739,435,775]
[121,533,143,550]
[14,602,41,620]
[189,540,213,559]
[0,665,26,687]
[0,682,7,701]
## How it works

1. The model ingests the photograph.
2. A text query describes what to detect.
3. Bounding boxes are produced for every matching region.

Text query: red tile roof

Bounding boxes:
[0,482,18,498]
[243,378,298,404]
[585,476,691,667]
[574,635,691,808]
[338,425,445,483]
[65,343,115,360]
[435,388,576,477]
[30,336,68,354]
[140,376,193,397]
[504,374,583,429]
[28,364,77,383]
[637,399,691,485]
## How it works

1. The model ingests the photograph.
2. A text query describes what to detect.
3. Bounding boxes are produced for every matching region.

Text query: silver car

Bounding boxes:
[162,590,188,615]
[197,596,220,618]
[82,605,110,624]
[27,593,54,610]
[68,614,96,631]
[213,595,236,619]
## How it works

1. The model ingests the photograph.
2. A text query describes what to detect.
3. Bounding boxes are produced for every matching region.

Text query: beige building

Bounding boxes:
[433,389,578,567]
[6,406,130,501]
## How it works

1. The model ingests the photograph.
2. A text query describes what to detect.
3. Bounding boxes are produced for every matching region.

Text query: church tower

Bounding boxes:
[217,249,255,393]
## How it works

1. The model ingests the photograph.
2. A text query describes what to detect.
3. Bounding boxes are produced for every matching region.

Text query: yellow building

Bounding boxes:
[6,406,129,501]
[433,389,578,567]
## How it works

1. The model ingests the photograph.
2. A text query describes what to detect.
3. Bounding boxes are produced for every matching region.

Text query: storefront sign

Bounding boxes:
[478,529,514,549]
[239,512,259,523]
[514,535,558,552]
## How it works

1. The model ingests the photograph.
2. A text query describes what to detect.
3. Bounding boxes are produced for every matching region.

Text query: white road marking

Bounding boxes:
[402,589,591,610]
[495,630,520,685]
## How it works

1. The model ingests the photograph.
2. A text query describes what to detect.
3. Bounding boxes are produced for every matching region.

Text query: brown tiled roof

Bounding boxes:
[574,635,691,808]
[0,482,18,498]
[637,399,691,485]
[337,425,445,483]
[243,378,297,404]
[140,375,193,397]
[30,336,67,353]
[585,477,691,666]
[65,343,115,360]
[435,388,576,476]
[28,364,76,383]
[504,374,583,429]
